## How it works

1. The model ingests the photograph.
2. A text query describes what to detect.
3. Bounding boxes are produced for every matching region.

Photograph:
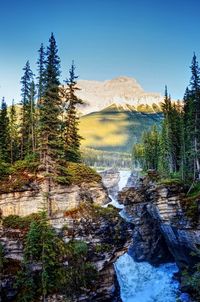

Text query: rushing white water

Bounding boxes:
[115,253,179,302]
[110,170,180,302]
[118,170,132,191]
[104,170,131,209]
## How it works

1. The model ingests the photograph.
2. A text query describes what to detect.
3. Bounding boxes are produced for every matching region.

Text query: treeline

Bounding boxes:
[81,147,132,169]
[133,53,200,182]
[0,33,83,167]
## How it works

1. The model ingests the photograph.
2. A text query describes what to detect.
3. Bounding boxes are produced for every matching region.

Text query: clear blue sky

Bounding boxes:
[0,0,200,103]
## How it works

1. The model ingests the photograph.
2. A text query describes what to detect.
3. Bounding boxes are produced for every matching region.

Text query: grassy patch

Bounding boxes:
[64,202,118,222]
[0,155,40,193]
[158,178,183,186]
[94,243,112,253]
[66,162,101,185]
[2,213,42,230]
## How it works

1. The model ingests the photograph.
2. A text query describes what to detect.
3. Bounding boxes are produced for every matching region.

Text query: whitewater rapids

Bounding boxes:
[111,171,180,302]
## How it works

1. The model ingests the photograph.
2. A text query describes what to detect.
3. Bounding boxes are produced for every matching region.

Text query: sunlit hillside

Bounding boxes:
[79,104,163,153]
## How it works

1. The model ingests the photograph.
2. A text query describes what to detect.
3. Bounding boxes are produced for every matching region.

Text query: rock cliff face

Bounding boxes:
[0,180,109,219]
[0,172,131,301]
[0,203,131,301]
[100,169,120,199]
[118,176,200,268]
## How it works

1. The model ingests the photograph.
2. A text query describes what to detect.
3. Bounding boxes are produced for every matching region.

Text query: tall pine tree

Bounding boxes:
[63,62,83,162]
[37,43,46,103]
[20,61,34,158]
[38,33,62,217]
[9,100,19,163]
[0,98,10,162]
[183,53,200,180]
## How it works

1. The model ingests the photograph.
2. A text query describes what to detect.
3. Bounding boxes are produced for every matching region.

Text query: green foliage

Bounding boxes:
[61,240,97,298]
[14,268,36,302]
[9,100,20,163]
[37,43,46,101]
[62,62,84,163]
[79,104,162,154]
[181,182,200,222]
[182,262,200,300]
[66,162,101,184]
[94,243,112,253]
[2,213,41,230]
[0,98,10,162]
[14,216,97,301]
[0,161,11,179]
[93,204,118,220]
[183,54,200,180]
[132,125,160,170]
[11,154,39,173]
[66,240,88,258]
[15,213,66,300]
[158,178,182,186]
[133,87,184,179]
[81,147,132,169]
[20,61,36,158]
[0,242,5,273]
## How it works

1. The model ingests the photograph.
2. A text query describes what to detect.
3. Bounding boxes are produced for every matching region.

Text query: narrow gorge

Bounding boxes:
[1,168,200,302]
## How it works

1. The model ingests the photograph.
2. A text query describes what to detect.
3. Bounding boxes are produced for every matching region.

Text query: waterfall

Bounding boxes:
[106,170,180,302]
[115,253,179,302]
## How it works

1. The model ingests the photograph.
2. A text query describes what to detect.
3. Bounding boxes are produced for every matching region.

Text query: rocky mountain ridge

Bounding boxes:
[76,76,163,114]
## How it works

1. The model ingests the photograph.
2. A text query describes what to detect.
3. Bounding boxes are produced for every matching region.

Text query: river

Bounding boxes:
[109,170,180,302]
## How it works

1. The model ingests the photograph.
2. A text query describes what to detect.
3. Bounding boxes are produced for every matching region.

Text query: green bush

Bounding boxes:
[0,161,11,179]
[67,162,101,184]
[94,243,112,253]
[182,263,200,300]
[3,213,41,230]
[10,155,39,173]
[56,162,101,186]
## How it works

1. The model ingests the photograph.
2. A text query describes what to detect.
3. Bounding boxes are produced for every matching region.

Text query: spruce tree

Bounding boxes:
[0,97,10,162]
[15,216,65,302]
[20,61,34,158]
[38,33,62,216]
[37,43,46,103]
[9,100,19,163]
[160,86,174,173]
[189,53,200,180]
[183,87,193,177]
[63,62,83,162]
[29,81,36,152]
[160,87,183,175]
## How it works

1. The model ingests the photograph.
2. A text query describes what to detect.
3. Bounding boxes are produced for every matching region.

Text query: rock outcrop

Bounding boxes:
[0,170,132,302]
[100,169,120,199]
[0,181,110,219]
[0,203,132,301]
[118,176,200,268]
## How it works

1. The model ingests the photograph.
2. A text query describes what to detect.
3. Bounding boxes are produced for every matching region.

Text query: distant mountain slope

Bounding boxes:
[77,76,163,114]
[79,103,163,153]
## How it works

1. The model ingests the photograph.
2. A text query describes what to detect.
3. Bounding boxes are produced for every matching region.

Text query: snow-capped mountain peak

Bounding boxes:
[76,76,163,114]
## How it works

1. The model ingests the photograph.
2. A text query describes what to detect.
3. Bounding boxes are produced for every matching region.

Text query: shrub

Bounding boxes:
[66,162,101,185]
[3,213,41,230]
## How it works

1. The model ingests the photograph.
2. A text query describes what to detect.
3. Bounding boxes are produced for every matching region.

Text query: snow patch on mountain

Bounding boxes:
[76,76,163,114]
